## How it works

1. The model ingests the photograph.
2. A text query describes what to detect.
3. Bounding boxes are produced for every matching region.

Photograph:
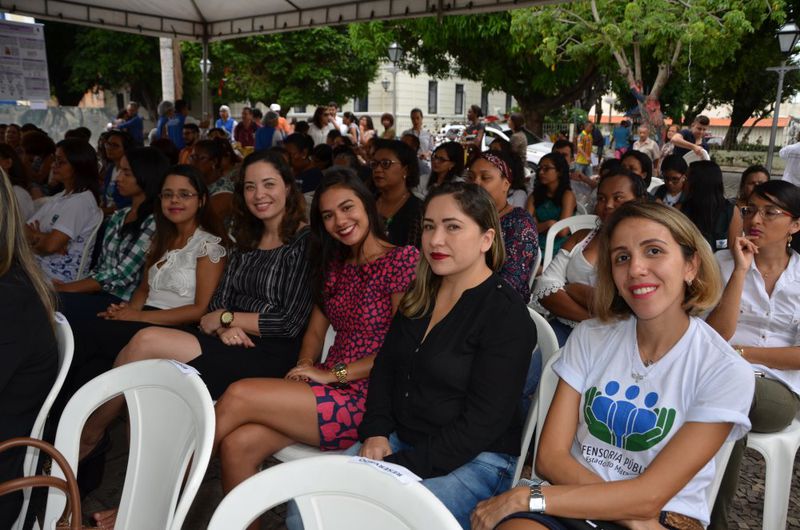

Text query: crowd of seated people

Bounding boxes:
[2,107,800,530]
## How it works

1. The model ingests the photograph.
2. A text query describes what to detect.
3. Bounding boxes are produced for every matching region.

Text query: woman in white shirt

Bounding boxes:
[533,169,647,345]
[473,201,754,530]
[0,143,34,220]
[25,139,102,282]
[706,179,800,530]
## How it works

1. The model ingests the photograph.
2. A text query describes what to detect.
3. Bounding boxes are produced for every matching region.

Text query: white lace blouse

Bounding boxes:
[532,228,599,327]
[145,229,226,309]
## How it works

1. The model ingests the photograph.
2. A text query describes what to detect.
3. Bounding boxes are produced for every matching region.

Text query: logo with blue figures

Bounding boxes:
[584,381,676,451]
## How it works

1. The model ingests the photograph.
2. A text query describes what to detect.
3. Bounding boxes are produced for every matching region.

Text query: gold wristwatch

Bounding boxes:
[220,310,235,328]
[331,362,348,385]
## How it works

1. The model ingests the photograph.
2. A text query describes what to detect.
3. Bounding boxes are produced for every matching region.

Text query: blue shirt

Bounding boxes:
[118,114,144,145]
[612,126,631,149]
[166,114,187,149]
[216,117,235,136]
[255,126,283,152]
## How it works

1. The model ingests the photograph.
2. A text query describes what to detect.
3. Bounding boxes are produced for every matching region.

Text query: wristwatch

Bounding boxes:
[220,310,235,328]
[528,483,546,513]
[331,362,348,385]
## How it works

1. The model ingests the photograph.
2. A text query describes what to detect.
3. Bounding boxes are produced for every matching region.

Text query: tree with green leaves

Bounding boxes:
[181,26,382,113]
[353,15,606,135]
[512,0,784,133]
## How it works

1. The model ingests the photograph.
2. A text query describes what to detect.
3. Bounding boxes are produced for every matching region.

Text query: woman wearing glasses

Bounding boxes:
[526,152,576,254]
[652,154,687,209]
[371,139,423,248]
[428,142,465,193]
[707,180,800,529]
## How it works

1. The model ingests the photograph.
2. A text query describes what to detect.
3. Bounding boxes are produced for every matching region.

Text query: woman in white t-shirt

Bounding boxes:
[25,139,102,282]
[473,201,754,530]
[706,179,800,529]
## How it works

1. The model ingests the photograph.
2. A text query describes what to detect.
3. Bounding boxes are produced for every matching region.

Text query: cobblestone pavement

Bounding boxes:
[79,422,800,529]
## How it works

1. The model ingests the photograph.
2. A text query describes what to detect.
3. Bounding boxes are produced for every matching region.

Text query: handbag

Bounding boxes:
[0,437,82,530]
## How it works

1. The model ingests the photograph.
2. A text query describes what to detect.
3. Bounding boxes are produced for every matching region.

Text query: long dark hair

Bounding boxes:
[429,142,465,191]
[682,160,726,236]
[309,167,388,307]
[533,152,571,208]
[121,147,170,239]
[0,143,29,190]
[148,165,228,267]
[231,149,306,250]
[488,138,526,191]
[55,138,100,203]
[312,106,328,129]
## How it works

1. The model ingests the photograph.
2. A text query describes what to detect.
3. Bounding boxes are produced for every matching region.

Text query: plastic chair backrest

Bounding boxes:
[514,309,560,484]
[531,351,562,480]
[707,439,735,507]
[75,218,103,280]
[528,248,543,290]
[13,312,74,530]
[542,215,599,271]
[207,455,462,530]
[319,326,337,364]
[45,359,215,530]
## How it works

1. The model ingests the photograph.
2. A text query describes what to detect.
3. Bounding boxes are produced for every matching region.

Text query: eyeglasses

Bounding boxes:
[432,155,451,163]
[538,165,556,172]
[105,142,124,149]
[159,191,199,201]
[369,159,400,170]
[740,206,793,221]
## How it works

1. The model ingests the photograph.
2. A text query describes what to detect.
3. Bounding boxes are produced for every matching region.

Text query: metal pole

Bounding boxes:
[766,61,787,174]
[392,65,398,125]
[202,37,209,126]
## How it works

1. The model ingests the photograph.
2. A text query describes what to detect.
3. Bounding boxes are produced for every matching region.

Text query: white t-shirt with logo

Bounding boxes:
[28,190,102,282]
[554,316,753,525]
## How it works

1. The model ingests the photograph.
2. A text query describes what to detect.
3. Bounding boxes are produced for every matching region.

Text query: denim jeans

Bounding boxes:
[286,432,517,530]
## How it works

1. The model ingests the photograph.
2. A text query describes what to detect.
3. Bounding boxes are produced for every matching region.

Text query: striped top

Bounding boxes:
[209,226,312,337]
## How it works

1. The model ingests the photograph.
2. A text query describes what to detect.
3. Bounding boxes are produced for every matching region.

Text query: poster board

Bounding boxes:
[0,19,49,103]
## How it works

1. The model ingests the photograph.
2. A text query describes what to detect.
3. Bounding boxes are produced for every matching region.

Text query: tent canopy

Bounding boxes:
[1,0,551,41]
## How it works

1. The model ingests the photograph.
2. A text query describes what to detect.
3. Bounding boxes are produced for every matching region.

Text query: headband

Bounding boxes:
[480,153,512,182]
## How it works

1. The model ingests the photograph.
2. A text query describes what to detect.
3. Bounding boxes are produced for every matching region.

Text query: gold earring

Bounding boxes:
[789,234,793,249]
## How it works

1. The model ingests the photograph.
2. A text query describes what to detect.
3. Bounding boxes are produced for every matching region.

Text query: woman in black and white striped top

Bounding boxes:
[78,151,313,509]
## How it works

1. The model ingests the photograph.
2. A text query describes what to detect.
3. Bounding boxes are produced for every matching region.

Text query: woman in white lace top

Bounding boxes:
[533,170,647,346]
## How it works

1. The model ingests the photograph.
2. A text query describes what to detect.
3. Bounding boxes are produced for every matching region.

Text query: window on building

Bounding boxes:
[455,84,464,115]
[481,87,489,116]
[293,105,306,113]
[354,95,369,113]
[428,81,438,115]
[506,93,513,113]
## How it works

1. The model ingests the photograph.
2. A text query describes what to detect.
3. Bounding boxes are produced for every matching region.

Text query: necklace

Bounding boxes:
[498,202,512,217]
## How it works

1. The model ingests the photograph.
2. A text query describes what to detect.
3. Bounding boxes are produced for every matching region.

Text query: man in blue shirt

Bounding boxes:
[116,101,144,146]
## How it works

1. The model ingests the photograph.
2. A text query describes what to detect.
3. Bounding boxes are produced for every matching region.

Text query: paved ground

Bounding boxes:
[73,421,800,530]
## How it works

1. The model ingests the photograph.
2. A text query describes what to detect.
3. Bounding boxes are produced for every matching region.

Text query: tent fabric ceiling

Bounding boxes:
[0,0,551,41]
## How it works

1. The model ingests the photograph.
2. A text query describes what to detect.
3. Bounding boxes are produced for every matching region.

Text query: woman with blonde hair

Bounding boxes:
[354,181,536,528]
[0,168,58,527]
[473,201,753,530]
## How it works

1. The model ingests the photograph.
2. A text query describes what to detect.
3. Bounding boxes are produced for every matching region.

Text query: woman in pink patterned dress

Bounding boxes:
[213,167,418,506]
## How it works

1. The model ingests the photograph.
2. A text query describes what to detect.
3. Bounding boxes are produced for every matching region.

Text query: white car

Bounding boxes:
[482,125,553,170]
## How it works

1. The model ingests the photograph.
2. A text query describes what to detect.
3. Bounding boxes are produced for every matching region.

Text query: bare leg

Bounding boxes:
[79,327,203,459]
[213,378,320,454]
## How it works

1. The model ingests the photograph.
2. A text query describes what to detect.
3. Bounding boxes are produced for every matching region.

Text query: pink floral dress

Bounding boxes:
[310,245,419,450]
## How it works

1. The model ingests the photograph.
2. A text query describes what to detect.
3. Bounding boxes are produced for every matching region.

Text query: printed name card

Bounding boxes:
[348,456,422,484]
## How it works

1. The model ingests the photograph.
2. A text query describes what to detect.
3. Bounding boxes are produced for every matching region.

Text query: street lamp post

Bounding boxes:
[766,21,800,174]
[603,95,617,137]
[199,53,212,125]
[387,42,403,120]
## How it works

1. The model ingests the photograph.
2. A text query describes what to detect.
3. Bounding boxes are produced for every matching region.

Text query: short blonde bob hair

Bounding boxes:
[593,201,722,321]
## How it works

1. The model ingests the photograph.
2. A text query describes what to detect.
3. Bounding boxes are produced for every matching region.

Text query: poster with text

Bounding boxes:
[0,20,49,103]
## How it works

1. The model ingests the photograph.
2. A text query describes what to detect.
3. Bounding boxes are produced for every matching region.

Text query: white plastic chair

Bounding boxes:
[746,414,800,529]
[513,309,560,484]
[274,326,343,462]
[207,455,462,530]
[44,359,215,530]
[542,214,599,271]
[75,218,103,280]
[13,312,74,530]
[528,248,543,290]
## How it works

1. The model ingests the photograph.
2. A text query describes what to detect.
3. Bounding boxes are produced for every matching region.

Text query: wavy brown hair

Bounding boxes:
[231,149,306,250]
